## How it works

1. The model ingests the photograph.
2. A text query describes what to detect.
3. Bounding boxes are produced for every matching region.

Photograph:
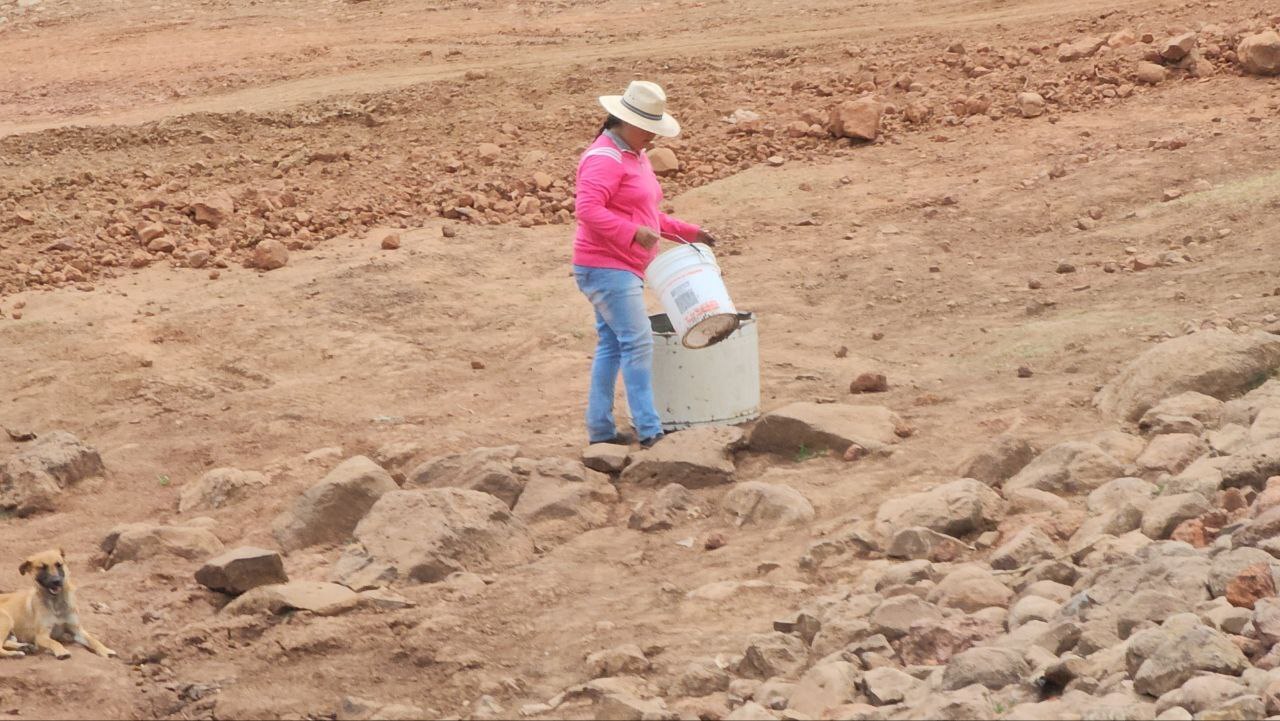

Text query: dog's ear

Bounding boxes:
[18,561,31,576]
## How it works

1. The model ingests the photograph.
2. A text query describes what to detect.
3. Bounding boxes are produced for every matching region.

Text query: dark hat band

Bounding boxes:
[620,97,663,122]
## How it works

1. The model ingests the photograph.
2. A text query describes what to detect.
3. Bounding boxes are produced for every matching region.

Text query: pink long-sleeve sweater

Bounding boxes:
[572,132,701,278]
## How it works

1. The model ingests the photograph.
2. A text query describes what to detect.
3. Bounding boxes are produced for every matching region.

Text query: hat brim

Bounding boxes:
[599,95,681,138]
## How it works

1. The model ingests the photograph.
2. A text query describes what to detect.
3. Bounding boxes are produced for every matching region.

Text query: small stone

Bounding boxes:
[1028,279,1043,290]
[827,97,884,141]
[1160,32,1197,62]
[470,359,485,370]
[648,147,680,176]
[441,226,458,238]
[136,223,166,243]
[849,373,889,394]
[1056,260,1076,274]
[253,239,289,271]
[1017,366,1033,378]
[146,236,176,253]
[1018,92,1046,118]
[767,156,786,167]
[1136,61,1169,85]
[1163,188,1183,202]
[380,233,401,250]
[532,171,555,190]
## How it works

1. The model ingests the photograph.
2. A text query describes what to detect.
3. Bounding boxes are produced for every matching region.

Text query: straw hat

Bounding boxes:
[599,81,681,138]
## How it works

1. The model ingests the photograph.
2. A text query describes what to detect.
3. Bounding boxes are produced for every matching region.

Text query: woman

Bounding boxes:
[573,80,717,448]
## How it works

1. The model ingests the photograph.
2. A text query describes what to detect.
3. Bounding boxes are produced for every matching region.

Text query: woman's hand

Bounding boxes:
[695,229,719,247]
[634,226,660,249]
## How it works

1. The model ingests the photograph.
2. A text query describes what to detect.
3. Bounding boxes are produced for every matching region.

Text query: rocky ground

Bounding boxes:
[2,0,1280,719]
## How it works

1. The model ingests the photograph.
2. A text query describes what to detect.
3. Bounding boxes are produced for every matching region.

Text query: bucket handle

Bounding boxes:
[660,232,710,260]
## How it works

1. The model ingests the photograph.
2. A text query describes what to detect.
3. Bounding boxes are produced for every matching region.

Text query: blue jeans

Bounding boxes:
[574,266,664,443]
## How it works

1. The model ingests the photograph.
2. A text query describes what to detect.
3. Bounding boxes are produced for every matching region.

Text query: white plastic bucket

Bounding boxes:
[651,313,760,432]
[645,243,739,349]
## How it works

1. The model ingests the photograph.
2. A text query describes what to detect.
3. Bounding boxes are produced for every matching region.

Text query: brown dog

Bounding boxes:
[1,549,115,660]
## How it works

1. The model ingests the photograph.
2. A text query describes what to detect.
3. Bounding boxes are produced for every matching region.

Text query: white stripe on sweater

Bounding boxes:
[581,146,623,164]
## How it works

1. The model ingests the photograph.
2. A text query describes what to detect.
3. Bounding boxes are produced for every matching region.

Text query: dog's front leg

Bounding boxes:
[34,632,71,660]
[73,628,116,658]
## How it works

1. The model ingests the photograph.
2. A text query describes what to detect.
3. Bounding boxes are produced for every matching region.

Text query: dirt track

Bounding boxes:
[1,0,1279,718]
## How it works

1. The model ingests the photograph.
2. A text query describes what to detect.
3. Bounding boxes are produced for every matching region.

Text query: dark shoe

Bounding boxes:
[639,434,665,449]
[591,431,636,446]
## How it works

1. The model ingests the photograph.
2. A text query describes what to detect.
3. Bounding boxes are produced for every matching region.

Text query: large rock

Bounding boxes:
[582,443,630,474]
[898,615,1002,665]
[1078,550,1211,606]
[1225,562,1277,609]
[870,596,942,640]
[1141,492,1213,539]
[1003,442,1124,495]
[195,547,288,595]
[628,483,704,532]
[101,523,224,569]
[1219,438,1280,490]
[1137,434,1209,476]
[1209,547,1276,597]
[331,488,535,588]
[1224,379,1280,426]
[738,632,809,679]
[1133,623,1249,696]
[1140,392,1226,433]
[620,426,742,488]
[511,458,618,540]
[1253,407,1280,443]
[1230,503,1280,548]
[927,565,1013,612]
[272,456,398,551]
[586,645,650,678]
[0,431,105,515]
[1238,30,1280,76]
[670,659,731,697]
[748,402,902,455]
[990,526,1060,570]
[957,436,1037,487]
[862,667,923,705]
[406,446,523,507]
[1088,477,1158,515]
[190,192,235,228]
[1114,590,1194,638]
[905,683,994,720]
[886,526,968,561]
[722,480,815,526]
[178,467,269,513]
[1157,676,1244,721]
[1094,330,1280,422]
[874,478,1004,538]
[787,661,861,716]
[942,646,1030,691]
[827,97,883,141]
[222,581,356,615]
